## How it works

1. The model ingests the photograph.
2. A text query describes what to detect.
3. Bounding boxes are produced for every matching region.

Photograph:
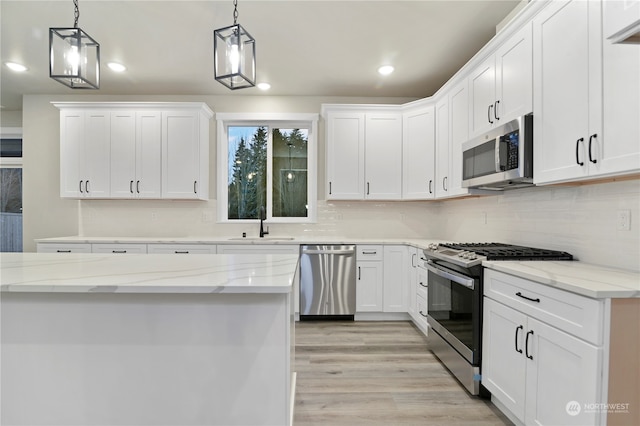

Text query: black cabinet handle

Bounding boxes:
[588,133,597,164]
[56,249,72,253]
[112,250,127,254]
[130,180,134,194]
[428,180,433,194]
[366,182,370,195]
[329,182,332,195]
[419,310,428,318]
[358,266,361,280]
[86,180,90,193]
[515,325,523,354]
[412,253,416,267]
[193,181,198,194]
[576,138,584,166]
[174,251,189,254]
[494,100,500,121]
[525,330,534,360]
[79,180,84,193]
[516,292,541,303]
[443,176,448,191]
[419,281,428,288]
[488,104,494,124]
[136,180,140,193]
[362,251,377,255]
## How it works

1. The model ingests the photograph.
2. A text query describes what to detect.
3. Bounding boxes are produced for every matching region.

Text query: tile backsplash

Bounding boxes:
[79,179,640,271]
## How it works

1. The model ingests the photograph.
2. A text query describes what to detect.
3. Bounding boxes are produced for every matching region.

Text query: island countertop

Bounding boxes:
[0,252,299,294]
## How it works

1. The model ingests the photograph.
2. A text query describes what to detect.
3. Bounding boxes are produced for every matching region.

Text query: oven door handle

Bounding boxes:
[426,263,475,290]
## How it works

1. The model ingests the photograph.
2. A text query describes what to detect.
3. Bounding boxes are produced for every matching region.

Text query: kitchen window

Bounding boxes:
[1,127,23,252]
[216,113,318,223]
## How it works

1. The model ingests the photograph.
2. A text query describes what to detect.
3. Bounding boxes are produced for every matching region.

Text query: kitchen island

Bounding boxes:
[0,252,298,426]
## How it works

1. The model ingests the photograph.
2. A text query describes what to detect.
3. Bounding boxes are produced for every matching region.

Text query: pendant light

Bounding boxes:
[214,0,256,90]
[49,0,100,89]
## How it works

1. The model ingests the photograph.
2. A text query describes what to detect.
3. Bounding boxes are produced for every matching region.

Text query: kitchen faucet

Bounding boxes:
[259,206,269,238]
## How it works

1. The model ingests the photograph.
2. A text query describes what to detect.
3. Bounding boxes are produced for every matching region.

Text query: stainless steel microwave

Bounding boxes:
[462,114,533,190]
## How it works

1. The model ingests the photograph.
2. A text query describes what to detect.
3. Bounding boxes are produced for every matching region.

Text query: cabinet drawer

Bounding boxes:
[91,243,148,254]
[484,269,604,345]
[37,243,92,253]
[147,244,217,254]
[416,292,429,330]
[357,245,383,261]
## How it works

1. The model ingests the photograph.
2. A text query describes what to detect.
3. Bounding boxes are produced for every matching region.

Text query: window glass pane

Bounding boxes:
[227,126,267,219]
[1,168,23,252]
[0,138,23,157]
[272,128,308,218]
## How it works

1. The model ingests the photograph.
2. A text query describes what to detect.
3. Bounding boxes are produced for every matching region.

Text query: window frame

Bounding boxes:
[216,113,318,224]
[0,127,23,167]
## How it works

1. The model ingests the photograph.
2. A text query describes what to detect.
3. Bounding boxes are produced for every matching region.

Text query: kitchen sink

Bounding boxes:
[227,237,296,241]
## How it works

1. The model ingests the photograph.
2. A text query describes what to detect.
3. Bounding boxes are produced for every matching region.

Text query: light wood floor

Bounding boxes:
[293,321,512,426]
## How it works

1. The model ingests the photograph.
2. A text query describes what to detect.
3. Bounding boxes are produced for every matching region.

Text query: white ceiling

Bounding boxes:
[0,0,522,111]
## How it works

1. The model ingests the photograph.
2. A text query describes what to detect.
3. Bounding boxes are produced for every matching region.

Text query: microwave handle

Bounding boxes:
[496,136,509,172]
[426,262,475,290]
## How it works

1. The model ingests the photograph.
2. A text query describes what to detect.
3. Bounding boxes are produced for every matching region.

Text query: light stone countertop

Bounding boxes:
[483,260,640,299]
[0,253,298,294]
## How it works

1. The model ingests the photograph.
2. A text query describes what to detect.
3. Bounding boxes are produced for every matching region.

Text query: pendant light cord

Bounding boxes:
[233,0,238,24]
[73,0,80,28]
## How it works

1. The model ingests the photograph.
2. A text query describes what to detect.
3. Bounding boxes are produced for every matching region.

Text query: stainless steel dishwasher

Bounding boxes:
[299,245,356,320]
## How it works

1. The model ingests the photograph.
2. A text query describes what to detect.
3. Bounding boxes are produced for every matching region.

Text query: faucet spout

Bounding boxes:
[259,206,269,238]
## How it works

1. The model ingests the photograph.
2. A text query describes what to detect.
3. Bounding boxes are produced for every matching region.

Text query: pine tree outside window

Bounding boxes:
[217,114,318,223]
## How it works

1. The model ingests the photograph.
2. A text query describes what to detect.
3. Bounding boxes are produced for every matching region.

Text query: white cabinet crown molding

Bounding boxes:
[51,102,214,118]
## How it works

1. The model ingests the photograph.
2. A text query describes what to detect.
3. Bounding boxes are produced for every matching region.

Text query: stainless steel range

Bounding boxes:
[421,242,572,396]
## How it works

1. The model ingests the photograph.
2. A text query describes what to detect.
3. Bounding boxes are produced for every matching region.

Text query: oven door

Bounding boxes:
[426,260,481,365]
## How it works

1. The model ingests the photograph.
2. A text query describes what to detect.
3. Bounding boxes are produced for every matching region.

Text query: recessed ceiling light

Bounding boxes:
[107,62,127,72]
[378,65,394,76]
[257,82,271,90]
[5,62,28,72]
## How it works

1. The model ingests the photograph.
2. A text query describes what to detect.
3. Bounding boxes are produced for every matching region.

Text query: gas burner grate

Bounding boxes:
[440,242,573,261]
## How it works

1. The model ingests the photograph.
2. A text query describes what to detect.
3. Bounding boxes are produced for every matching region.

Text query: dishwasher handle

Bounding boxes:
[301,249,355,255]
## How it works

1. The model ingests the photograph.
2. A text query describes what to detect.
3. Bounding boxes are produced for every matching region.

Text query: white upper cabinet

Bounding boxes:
[448,80,470,198]
[56,102,212,200]
[434,97,450,198]
[533,0,603,185]
[604,0,640,43]
[110,111,162,199]
[59,109,110,198]
[469,22,533,139]
[325,111,365,199]
[402,104,435,200]
[325,107,402,200]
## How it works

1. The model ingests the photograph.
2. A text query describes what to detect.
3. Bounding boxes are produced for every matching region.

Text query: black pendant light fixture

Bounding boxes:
[214,0,256,90]
[49,0,100,89]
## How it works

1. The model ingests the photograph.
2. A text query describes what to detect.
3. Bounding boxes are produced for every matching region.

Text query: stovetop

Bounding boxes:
[423,242,573,268]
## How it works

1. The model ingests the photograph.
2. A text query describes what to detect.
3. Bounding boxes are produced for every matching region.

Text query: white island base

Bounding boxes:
[1,253,297,426]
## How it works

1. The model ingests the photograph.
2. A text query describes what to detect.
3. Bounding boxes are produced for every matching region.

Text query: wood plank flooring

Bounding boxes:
[293,321,512,426]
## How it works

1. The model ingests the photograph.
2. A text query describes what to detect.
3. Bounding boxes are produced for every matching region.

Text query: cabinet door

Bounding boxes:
[402,106,435,200]
[326,112,365,200]
[162,111,201,199]
[136,111,162,198]
[364,113,402,199]
[59,110,84,198]
[415,267,429,329]
[525,317,601,426]
[382,245,409,312]
[533,0,602,184]
[407,247,418,317]
[91,243,147,254]
[469,56,496,138]
[482,298,527,423]
[495,22,533,124]
[435,98,450,198]
[83,110,110,198]
[110,111,137,198]
[448,80,470,197]
[599,36,640,177]
[356,261,383,312]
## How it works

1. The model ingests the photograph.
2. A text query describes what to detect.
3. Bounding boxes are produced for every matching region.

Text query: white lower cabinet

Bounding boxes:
[382,245,410,312]
[483,270,603,426]
[414,266,429,333]
[36,243,92,253]
[356,245,384,312]
[147,244,217,254]
[91,243,148,254]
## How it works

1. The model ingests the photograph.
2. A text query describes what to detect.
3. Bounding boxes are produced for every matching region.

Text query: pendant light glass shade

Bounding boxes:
[214,23,256,89]
[49,27,100,89]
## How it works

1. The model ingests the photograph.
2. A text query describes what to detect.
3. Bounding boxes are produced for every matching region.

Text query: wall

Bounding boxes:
[22,94,640,272]
[0,110,22,127]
